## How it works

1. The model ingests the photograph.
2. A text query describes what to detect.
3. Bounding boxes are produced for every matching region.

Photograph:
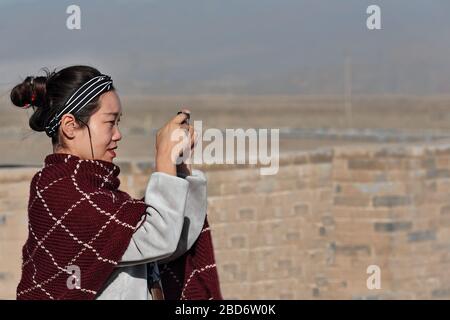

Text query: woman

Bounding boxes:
[10,65,222,300]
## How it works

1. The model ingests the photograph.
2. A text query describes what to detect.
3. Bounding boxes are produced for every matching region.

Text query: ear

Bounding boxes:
[60,114,80,139]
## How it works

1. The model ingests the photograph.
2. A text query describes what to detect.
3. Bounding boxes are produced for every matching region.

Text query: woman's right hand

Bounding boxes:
[155,109,192,176]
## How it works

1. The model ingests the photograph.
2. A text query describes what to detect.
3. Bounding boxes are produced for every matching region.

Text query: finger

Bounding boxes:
[189,126,195,147]
[178,109,191,124]
[180,123,190,131]
[178,108,191,114]
[176,109,191,119]
[179,125,193,149]
[191,130,198,149]
[172,111,190,125]
[189,127,198,149]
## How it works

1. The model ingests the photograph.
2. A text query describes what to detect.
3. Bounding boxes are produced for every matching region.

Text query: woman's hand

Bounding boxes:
[176,125,199,178]
[155,109,196,176]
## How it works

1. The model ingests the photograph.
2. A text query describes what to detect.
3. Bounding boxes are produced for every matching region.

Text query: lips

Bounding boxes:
[108,147,117,157]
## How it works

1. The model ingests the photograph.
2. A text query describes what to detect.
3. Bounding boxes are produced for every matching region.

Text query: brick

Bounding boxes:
[425,181,437,193]
[238,208,255,220]
[426,145,450,156]
[221,263,238,282]
[408,230,436,242]
[421,158,436,169]
[238,182,254,194]
[274,179,300,191]
[299,177,313,190]
[426,168,450,179]
[319,226,326,236]
[309,149,333,164]
[0,214,6,226]
[374,147,409,158]
[285,231,301,242]
[207,182,223,197]
[312,287,320,297]
[279,292,295,299]
[335,244,371,256]
[277,259,293,269]
[352,294,383,300]
[230,235,247,248]
[208,169,261,184]
[336,182,406,197]
[114,161,133,174]
[374,221,412,232]
[293,203,309,217]
[334,196,371,207]
[373,195,411,207]
[319,189,332,202]
[220,283,252,299]
[322,216,335,226]
[431,288,450,298]
[441,205,450,215]
[221,183,240,195]
[135,161,154,174]
[348,159,384,170]
[0,215,28,241]
[254,179,275,193]
[436,156,450,168]
[434,180,450,194]
[223,222,258,249]
[333,169,382,183]
[0,272,9,280]
[315,275,329,287]
[292,153,309,165]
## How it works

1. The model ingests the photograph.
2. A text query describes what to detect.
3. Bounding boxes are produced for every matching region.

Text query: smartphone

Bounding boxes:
[177,110,190,125]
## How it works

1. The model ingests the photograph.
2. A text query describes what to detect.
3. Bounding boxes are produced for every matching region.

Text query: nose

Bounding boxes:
[113,125,122,142]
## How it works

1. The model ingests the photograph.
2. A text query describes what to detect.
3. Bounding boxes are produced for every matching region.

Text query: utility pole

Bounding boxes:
[345,55,353,128]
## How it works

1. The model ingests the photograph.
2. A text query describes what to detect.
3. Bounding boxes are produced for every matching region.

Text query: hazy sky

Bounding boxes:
[1,0,450,95]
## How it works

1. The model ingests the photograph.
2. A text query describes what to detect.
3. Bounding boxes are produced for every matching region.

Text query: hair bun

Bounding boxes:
[9,66,106,136]
[10,75,48,109]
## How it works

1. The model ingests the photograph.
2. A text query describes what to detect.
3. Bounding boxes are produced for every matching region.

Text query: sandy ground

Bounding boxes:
[1,95,450,166]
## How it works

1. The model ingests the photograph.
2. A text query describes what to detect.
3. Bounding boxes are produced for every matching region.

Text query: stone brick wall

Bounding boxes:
[2,142,450,299]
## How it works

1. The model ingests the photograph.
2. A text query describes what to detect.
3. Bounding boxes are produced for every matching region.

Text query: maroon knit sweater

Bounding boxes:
[159,218,223,300]
[16,153,222,300]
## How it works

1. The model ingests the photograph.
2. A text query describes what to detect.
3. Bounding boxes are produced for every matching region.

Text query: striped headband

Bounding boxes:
[44,74,113,137]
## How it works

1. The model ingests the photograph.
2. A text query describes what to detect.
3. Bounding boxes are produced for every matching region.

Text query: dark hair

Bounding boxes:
[10,65,115,147]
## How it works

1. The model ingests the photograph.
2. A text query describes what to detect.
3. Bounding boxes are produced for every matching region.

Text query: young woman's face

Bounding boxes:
[86,91,123,162]
[58,90,123,162]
